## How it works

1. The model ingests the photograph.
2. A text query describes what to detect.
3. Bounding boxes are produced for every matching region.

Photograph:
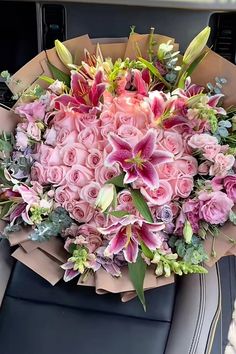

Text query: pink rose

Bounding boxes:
[80,182,100,204]
[66,165,93,190]
[159,131,184,158]
[118,191,133,205]
[224,175,236,202]
[115,112,135,127]
[54,186,78,205]
[157,162,179,179]
[209,153,235,176]
[92,211,109,228]
[100,124,116,140]
[27,122,41,141]
[188,134,218,149]
[117,124,143,146]
[52,111,78,131]
[61,143,88,166]
[77,224,103,252]
[100,110,115,125]
[95,165,120,184]
[71,201,94,223]
[64,224,80,238]
[31,162,46,184]
[141,180,173,205]
[78,127,100,148]
[113,93,152,129]
[39,145,62,166]
[199,191,233,224]
[86,149,103,169]
[56,129,78,146]
[44,126,57,146]
[176,156,198,177]
[203,144,221,161]
[75,113,99,130]
[46,166,68,186]
[171,177,193,198]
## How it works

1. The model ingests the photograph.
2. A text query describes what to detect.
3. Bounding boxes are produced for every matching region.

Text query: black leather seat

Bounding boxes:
[0,240,221,354]
[0,262,176,354]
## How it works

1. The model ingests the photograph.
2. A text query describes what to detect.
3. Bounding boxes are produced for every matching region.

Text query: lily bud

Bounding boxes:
[95,184,116,213]
[183,220,193,244]
[54,40,73,68]
[183,26,210,65]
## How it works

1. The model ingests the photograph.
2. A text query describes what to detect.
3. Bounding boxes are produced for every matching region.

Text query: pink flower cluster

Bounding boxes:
[13,66,236,268]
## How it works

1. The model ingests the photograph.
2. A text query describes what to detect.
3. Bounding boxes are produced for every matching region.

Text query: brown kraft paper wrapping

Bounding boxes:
[1,32,236,300]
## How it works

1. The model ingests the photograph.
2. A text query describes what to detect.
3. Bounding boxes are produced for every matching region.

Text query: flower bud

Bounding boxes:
[54,40,73,68]
[183,220,193,244]
[183,26,210,65]
[95,184,116,213]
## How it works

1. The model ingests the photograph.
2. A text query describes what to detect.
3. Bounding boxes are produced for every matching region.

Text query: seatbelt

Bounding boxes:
[0,240,14,307]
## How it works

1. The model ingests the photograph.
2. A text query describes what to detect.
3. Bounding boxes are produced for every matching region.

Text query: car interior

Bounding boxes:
[0,1,236,353]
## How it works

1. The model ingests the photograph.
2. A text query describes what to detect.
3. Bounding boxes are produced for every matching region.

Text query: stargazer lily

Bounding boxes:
[99,215,165,263]
[106,130,173,189]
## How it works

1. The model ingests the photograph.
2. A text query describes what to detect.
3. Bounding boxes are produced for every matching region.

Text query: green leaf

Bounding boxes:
[229,210,236,225]
[130,188,153,223]
[128,252,147,311]
[138,57,171,88]
[0,201,14,218]
[140,242,154,260]
[106,173,125,188]
[177,51,208,88]
[109,210,130,218]
[39,75,55,85]
[47,61,70,87]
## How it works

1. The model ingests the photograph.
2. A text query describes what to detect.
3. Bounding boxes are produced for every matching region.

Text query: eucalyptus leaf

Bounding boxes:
[130,188,153,223]
[229,210,236,225]
[128,252,147,311]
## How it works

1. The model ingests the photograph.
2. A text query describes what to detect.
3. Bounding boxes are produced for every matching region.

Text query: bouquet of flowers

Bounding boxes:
[1,26,236,309]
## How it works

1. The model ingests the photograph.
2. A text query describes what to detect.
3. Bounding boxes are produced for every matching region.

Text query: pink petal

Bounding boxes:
[54,95,81,110]
[105,228,127,255]
[124,238,139,263]
[141,224,162,250]
[106,150,133,169]
[136,161,159,189]
[133,69,148,96]
[89,82,106,106]
[108,133,132,152]
[71,71,89,99]
[162,116,187,129]
[151,95,165,118]
[124,167,138,184]
[150,150,173,165]
[63,268,79,282]
[98,222,122,235]
[10,203,26,223]
[144,222,165,232]
[61,261,74,270]
[208,94,224,108]
[133,130,157,159]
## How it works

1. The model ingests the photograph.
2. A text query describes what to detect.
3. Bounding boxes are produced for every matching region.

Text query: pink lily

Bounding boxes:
[99,216,165,263]
[54,70,106,113]
[106,130,173,189]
